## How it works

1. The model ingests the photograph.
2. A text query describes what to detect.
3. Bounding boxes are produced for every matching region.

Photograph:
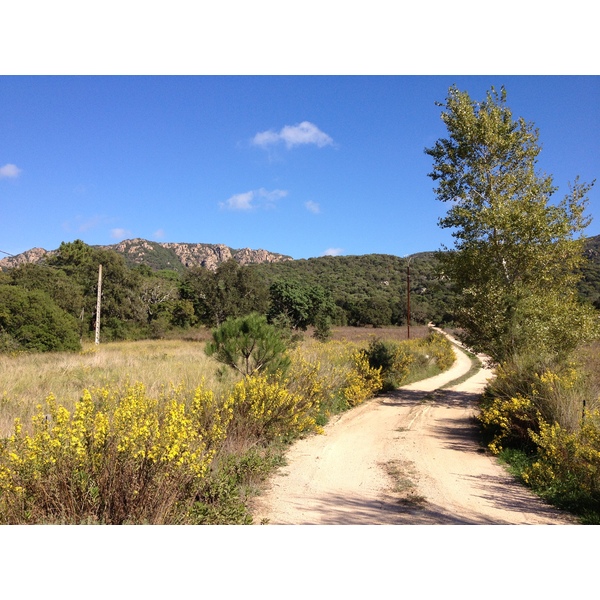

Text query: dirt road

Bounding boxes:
[251,333,575,525]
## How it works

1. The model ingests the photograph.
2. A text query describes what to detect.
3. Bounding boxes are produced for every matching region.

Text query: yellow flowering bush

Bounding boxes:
[227,374,320,443]
[341,351,383,407]
[523,411,600,510]
[362,332,455,391]
[0,381,232,524]
[478,395,541,454]
[486,357,589,430]
[529,365,585,431]
[285,352,327,413]
[419,332,456,372]
[288,339,383,413]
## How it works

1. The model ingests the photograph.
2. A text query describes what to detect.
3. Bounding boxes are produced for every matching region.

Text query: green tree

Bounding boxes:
[425,85,597,362]
[0,285,81,352]
[205,313,290,377]
[47,240,145,340]
[7,263,84,319]
[268,279,336,331]
[182,261,269,327]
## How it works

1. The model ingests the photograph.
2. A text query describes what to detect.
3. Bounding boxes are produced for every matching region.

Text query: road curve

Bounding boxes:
[250,332,575,525]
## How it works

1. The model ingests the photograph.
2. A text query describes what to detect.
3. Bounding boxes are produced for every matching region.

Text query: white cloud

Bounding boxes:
[153,228,165,239]
[252,121,334,149]
[323,248,343,256]
[0,163,22,179]
[220,191,255,211]
[305,200,320,214]
[220,188,288,211]
[258,187,288,208]
[111,228,132,240]
[252,130,280,147]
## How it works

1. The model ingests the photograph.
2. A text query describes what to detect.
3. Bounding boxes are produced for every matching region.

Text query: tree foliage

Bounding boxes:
[425,85,598,362]
[267,279,336,331]
[205,313,291,377]
[47,240,145,340]
[6,263,84,319]
[0,285,81,352]
[182,260,269,327]
[252,253,459,328]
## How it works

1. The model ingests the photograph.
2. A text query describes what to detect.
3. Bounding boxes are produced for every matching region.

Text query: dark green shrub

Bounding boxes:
[0,285,81,353]
[363,338,414,391]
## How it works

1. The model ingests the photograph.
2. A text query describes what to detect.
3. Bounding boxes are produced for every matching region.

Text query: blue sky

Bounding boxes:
[1,75,599,261]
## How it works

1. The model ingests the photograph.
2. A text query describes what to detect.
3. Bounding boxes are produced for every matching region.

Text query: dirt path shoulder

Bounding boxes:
[251,332,575,525]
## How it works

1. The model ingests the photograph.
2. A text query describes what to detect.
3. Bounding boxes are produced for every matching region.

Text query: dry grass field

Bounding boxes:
[328,324,430,343]
[0,338,225,436]
[0,325,431,437]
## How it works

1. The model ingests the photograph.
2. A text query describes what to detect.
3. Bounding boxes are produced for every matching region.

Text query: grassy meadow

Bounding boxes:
[0,324,452,524]
[0,338,227,437]
[0,324,432,437]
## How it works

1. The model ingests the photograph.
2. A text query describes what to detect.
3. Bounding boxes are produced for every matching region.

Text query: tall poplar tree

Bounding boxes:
[425,85,597,362]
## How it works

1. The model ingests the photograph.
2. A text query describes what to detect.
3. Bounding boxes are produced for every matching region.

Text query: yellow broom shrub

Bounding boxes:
[227,374,321,442]
[0,381,231,524]
[524,411,600,501]
[341,350,383,407]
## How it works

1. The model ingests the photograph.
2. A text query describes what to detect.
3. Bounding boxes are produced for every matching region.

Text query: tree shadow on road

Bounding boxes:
[258,491,515,525]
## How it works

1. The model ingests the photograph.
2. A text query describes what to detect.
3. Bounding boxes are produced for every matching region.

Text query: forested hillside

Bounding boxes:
[579,234,600,309]
[250,252,458,327]
[1,235,599,353]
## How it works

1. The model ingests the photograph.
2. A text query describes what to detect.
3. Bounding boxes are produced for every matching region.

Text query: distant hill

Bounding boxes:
[2,235,599,315]
[250,251,458,325]
[579,234,600,308]
[0,238,293,273]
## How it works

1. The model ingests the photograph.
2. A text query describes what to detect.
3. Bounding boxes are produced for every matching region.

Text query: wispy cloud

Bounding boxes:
[323,248,343,256]
[78,217,104,232]
[220,188,288,211]
[0,163,22,179]
[153,228,165,239]
[63,214,109,233]
[252,121,334,150]
[111,228,132,240]
[305,200,321,214]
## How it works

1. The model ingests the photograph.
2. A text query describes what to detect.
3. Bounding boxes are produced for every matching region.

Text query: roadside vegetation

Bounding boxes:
[0,323,454,524]
[427,84,600,523]
[478,341,600,523]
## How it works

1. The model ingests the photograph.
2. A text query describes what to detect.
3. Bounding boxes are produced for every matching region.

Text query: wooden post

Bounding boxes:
[406,260,411,339]
[95,264,102,345]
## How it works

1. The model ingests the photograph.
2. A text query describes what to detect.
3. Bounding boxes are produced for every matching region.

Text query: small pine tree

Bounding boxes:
[205,313,291,377]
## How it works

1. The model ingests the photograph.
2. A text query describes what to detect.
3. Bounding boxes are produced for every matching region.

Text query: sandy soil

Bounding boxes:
[251,331,576,525]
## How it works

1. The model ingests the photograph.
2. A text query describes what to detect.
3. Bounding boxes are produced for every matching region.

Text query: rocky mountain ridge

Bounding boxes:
[0,238,293,272]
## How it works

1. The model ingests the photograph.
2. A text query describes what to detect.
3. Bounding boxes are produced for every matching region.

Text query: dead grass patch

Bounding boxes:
[328,325,431,344]
[382,459,427,506]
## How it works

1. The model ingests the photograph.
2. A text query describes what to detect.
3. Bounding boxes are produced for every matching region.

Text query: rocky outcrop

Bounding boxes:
[0,247,55,271]
[0,239,292,272]
[162,242,234,270]
[233,247,289,266]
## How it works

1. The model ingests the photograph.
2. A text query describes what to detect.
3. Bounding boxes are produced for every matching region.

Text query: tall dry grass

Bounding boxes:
[0,325,431,437]
[0,339,234,437]
[327,325,431,344]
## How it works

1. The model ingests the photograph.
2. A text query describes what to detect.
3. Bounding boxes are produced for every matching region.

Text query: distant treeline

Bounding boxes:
[1,237,599,353]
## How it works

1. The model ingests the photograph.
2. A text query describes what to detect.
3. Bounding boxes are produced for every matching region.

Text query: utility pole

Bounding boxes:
[95,264,102,345]
[406,258,411,339]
